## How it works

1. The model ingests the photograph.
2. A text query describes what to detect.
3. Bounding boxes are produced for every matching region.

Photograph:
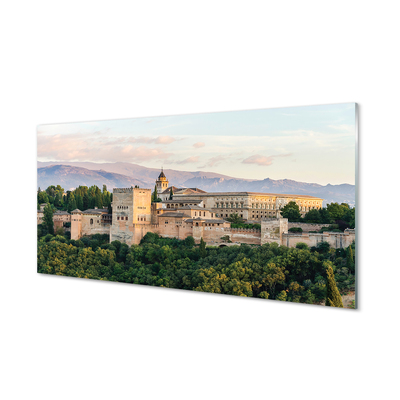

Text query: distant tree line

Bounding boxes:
[226,214,261,230]
[37,184,113,214]
[280,201,355,231]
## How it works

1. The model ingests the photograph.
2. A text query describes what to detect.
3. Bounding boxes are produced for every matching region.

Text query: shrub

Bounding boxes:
[184,236,195,248]
[296,242,309,250]
[275,291,287,301]
[289,227,303,233]
[55,227,65,236]
[231,223,261,230]
[317,241,330,254]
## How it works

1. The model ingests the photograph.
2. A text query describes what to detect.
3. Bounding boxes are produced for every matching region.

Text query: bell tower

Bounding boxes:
[156,168,169,194]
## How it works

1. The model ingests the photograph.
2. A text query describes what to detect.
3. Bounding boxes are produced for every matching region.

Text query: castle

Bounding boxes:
[38,169,354,248]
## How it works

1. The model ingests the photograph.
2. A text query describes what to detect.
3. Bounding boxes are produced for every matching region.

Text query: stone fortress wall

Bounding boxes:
[288,222,331,232]
[283,229,355,249]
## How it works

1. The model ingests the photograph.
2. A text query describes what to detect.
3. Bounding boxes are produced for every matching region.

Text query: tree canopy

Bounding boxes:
[280,201,302,222]
[43,203,54,234]
[38,184,112,213]
[37,230,355,306]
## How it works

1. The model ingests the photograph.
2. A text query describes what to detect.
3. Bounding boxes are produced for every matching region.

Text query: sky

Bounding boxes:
[37,103,356,185]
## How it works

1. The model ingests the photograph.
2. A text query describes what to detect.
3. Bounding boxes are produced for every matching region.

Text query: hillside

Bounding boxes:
[37,161,355,205]
[37,165,146,191]
[37,161,234,187]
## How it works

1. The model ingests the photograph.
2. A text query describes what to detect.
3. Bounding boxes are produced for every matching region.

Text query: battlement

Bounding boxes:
[229,228,261,233]
[132,223,160,229]
[113,188,134,193]
[282,229,355,249]
[113,187,151,193]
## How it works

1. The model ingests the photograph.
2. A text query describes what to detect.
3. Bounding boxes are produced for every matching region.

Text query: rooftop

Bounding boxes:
[162,199,202,204]
[158,169,167,179]
[179,205,215,213]
[184,218,228,224]
[161,186,207,195]
[158,212,186,218]
[174,191,323,199]
[82,208,109,214]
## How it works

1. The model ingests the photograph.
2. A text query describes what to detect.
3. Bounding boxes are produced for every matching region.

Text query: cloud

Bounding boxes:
[37,134,173,163]
[126,135,176,144]
[198,155,228,169]
[193,142,205,148]
[155,136,176,144]
[242,153,292,166]
[242,154,273,166]
[176,156,200,165]
[328,124,354,134]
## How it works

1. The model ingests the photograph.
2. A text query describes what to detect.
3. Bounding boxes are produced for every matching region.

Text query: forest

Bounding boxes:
[37,231,355,307]
[37,184,113,213]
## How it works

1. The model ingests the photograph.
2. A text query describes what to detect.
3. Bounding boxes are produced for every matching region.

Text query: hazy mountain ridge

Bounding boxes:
[37,161,355,205]
[182,177,355,205]
[37,165,146,191]
[37,161,235,187]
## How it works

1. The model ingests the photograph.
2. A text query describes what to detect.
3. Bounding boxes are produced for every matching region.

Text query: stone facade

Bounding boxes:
[172,191,323,222]
[109,188,151,245]
[38,207,72,232]
[38,169,354,250]
[261,218,289,245]
[71,208,111,240]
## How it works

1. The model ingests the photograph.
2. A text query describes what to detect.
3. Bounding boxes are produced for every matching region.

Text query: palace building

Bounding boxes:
[155,169,207,201]
[39,169,354,249]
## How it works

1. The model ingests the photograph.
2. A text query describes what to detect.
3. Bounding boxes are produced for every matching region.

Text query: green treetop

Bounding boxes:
[43,203,54,234]
[226,213,245,224]
[67,193,77,213]
[199,238,207,258]
[303,209,321,223]
[325,262,343,307]
[280,201,302,222]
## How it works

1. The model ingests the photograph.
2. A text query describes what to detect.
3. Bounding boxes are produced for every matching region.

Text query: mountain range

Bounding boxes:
[37,161,355,205]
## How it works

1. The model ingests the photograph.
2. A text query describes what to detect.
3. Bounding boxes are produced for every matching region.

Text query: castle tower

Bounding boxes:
[110,187,152,245]
[156,168,169,194]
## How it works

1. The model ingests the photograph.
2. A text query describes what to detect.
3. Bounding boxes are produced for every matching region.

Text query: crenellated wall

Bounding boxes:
[282,229,355,249]
[229,228,261,245]
[261,218,288,245]
[288,222,330,232]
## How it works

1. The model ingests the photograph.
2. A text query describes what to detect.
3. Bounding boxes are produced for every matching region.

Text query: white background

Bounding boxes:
[1,1,399,399]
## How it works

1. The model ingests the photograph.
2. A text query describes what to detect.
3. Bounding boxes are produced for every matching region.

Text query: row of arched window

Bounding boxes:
[216,203,244,208]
